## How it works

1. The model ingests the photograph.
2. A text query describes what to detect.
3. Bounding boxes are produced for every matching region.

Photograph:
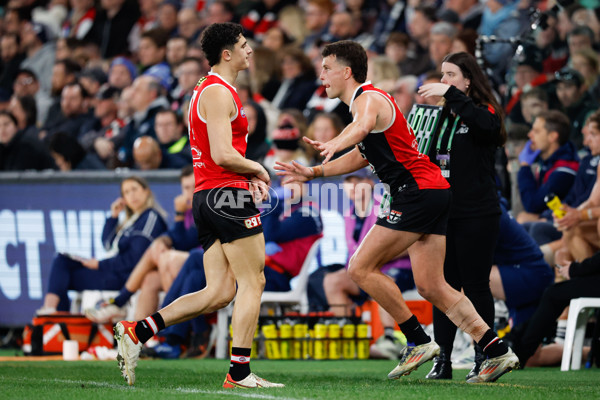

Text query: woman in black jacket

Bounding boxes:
[418,52,507,380]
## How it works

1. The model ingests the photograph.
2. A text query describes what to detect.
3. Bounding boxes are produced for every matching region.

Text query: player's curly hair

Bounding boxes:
[200,22,244,67]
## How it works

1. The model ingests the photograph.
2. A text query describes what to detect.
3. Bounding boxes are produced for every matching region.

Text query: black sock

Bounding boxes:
[478,329,509,358]
[229,347,251,381]
[398,315,431,346]
[384,327,396,342]
[135,312,166,344]
[113,287,134,307]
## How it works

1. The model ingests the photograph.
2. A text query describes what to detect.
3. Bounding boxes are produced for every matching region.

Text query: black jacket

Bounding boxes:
[0,131,55,171]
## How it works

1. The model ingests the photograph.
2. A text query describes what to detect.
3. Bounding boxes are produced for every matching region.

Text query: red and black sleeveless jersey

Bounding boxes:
[351,82,450,194]
[188,72,249,192]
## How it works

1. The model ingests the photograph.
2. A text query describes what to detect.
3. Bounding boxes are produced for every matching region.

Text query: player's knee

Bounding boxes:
[415,281,441,303]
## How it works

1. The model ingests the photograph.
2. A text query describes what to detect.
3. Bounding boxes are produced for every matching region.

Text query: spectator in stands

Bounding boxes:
[391,75,418,116]
[367,56,400,93]
[243,100,270,163]
[166,36,188,70]
[414,70,444,106]
[37,175,168,315]
[508,87,549,134]
[79,86,126,169]
[12,68,52,126]
[4,7,29,36]
[566,25,595,56]
[41,81,95,142]
[177,8,202,43]
[153,109,192,168]
[8,95,39,143]
[157,0,180,36]
[554,67,598,150]
[510,249,600,368]
[78,67,107,100]
[108,57,137,90]
[0,110,55,171]
[443,0,484,31]
[429,22,457,70]
[139,28,170,78]
[133,136,163,170]
[269,46,317,111]
[305,112,345,164]
[384,32,410,75]
[20,21,55,96]
[171,57,205,111]
[239,0,291,41]
[263,109,309,175]
[48,131,105,170]
[405,6,438,76]
[320,169,414,360]
[62,0,97,39]
[262,26,293,53]
[0,32,25,101]
[85,0,141,58]
[570,48,600,99]
[205,0,236,26]
[117,75,170,166]
[48,58,82,109]
[327,10,359,42]
[85,166,197,323]
[302,0,334,51]
[517,110,579,223]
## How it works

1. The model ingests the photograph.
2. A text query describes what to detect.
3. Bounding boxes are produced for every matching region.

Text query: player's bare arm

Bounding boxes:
[275,146,368,184]
[318,93,389,163]
[201,84,270,184]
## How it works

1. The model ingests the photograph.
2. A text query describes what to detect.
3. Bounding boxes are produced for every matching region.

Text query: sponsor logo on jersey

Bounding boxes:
[244,215,262,229]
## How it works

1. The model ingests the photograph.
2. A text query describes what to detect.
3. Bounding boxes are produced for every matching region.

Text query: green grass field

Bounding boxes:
[1,357,598,400]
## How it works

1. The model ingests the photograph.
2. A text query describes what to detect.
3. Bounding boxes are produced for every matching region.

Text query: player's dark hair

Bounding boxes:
[200,22,244,67]
[322,40,368,83]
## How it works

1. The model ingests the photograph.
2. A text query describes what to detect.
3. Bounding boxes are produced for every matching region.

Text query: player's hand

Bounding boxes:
[303,137,338,164]
[251,176,269,202]
[254,164,271,186]
[81,258,99,270]
[274,160,313,184]
[418,83,451,97]
[555,205,579,231]
[110,197,125,218]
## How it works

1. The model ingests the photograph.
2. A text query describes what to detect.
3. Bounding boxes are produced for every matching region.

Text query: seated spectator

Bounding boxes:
[7,95,39,143]
[108,57,137,90]
[171,57,206,112]
[79,85,126,169]
[319,169,415,360]
[510,249,600,368]
[570,48,600,97]
[13,68,52,128]
[20,21,55,96]
[49,131,106,170]
[304,112,345,164]
[78,67,107,99]
[392,75,419,116]
[62,0,96,39]
[157,0,180,37]
[86,166,197,323]
[84,0,140,59]
[524,115,599,259]
[414,71,444,106]
[0,110,55,171]
[177,8,202,43]
[41,81,95,142]
[166,36,188,71]
[554,67,598,150]
[507,87,549,134]
[243,100,270,163]
[429,22,458,71]
[117,75,170,166]
[133,136,163,170]
[139,28,170,75]
[517,110,578,223]
[263,109,310,176]
[36,176,168,314]
[153,109,192,168]
[268,46,317,111]
[0,32,25,101]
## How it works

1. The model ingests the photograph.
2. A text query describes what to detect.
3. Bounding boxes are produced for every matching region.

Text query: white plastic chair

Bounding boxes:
[215,239,322,359]
[561,297,600,371]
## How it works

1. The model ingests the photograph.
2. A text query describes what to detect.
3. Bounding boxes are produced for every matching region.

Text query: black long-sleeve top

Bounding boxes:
[428,85,502,219]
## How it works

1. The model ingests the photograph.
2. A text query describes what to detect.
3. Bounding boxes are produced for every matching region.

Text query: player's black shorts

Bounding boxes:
[376,188,451,236]
[192,187,263,251]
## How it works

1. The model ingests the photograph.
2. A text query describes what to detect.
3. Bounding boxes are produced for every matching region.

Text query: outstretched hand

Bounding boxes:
[274,160,314,185]
[303,136,338,164]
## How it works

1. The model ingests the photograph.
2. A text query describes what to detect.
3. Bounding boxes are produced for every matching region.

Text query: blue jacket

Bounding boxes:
[99,208,168,288]
[165,209,198,251]
[518,141,579,213]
